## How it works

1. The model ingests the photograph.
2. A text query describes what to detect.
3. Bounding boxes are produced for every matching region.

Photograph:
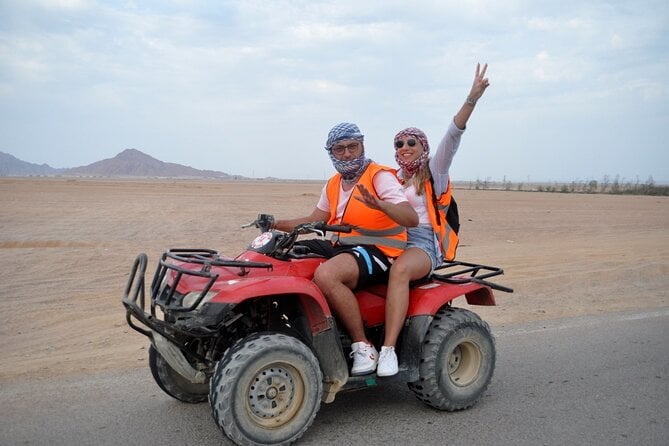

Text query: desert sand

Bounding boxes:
[0,177,667,383]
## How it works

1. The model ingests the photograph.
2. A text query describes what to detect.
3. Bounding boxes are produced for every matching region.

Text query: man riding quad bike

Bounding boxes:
[122,214,512,446]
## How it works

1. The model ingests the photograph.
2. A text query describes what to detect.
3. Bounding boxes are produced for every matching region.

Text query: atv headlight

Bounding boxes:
[182,290,219,308]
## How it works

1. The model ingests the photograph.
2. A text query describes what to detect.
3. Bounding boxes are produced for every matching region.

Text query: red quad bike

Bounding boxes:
[122,214,513,446]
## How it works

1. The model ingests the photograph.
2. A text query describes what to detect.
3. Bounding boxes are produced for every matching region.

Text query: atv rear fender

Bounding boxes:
[397,261,513,382]
[409,260,513,315]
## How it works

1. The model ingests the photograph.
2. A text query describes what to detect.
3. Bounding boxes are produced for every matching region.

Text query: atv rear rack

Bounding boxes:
[432,261,514,293]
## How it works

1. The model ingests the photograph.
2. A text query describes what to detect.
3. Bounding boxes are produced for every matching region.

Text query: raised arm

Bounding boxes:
[454,62,490,130]
[430,63,491,195]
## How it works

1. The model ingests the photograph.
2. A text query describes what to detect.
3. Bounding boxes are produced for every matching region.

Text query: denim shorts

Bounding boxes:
[406,225,442,271]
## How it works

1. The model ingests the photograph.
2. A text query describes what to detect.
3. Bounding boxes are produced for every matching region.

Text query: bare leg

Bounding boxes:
[313,253,368,343]
[383,248,432,347]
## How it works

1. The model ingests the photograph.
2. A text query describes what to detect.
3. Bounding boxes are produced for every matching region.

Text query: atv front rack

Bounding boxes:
[122,249,273,338]
[151,249,273,310]
[432,261,514,293]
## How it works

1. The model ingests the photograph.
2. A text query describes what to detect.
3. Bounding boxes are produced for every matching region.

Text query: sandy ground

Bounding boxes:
[0,177,667,383]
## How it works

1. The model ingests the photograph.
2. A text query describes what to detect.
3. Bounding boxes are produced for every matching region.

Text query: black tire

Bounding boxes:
[408,307,495,411]
[149,345,209,403]
[209,332,323,446]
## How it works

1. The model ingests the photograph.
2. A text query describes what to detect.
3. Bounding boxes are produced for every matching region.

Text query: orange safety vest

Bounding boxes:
[325,163,407,258]
[424,177,460,261]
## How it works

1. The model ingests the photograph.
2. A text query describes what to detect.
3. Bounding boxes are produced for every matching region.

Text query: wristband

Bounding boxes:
[465,96,477,106]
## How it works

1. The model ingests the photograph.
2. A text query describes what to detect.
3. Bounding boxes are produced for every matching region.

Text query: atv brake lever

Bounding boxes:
[241,214,275,231]
[297,221,326,237]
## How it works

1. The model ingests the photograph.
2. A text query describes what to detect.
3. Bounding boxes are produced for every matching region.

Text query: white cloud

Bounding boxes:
[609,33,625,50]
[532,50,586,83]
[527,16,592,32]
[34,0,92,10]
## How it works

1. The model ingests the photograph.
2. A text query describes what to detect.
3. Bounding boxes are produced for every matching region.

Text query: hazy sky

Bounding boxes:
[1,0,668,183]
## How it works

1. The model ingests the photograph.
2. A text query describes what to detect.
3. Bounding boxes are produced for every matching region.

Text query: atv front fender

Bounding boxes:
[209,276,333,333]
[208,279,349,402]
[311,317,349,403]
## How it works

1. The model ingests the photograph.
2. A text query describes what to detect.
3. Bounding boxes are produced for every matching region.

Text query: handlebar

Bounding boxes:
[308,221,352,234]
[242,214,352,235]
[240,217,352,259]
[241,213,274,231]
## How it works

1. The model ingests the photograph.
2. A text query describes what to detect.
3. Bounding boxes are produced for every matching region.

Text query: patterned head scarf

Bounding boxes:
[325,122,364,151]
[394,127,430,177]
[325,122,370,184]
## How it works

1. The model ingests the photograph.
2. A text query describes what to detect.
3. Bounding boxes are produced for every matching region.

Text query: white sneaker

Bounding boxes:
[377,346,398,377]
[350,341,378,376]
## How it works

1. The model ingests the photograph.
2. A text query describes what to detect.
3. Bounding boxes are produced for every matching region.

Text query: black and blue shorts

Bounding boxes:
[294,240,393,289]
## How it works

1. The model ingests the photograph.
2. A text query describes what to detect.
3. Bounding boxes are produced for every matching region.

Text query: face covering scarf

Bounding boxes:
[395,150,428,177]
[328,151,371,185]
[394,127,430,177]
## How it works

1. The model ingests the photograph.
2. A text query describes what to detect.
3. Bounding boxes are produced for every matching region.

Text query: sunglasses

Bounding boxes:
[394,138,417,149]
[331,142,360,156]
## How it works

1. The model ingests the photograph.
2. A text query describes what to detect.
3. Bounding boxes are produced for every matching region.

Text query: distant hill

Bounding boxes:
[0,151,63,176]
[0,149,236,179]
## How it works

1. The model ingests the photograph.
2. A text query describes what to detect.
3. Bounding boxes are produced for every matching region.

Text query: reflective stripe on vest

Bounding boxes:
[333,235,408,250]
[326,163,407,258]
[351,225,405,237]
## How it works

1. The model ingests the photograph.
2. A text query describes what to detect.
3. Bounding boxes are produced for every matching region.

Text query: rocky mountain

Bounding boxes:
[65,149,233,178]
[0,149,235,179]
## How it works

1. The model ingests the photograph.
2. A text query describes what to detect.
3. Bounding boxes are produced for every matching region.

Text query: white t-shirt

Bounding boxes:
[316,170,408,222]
[402,183,431,225]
